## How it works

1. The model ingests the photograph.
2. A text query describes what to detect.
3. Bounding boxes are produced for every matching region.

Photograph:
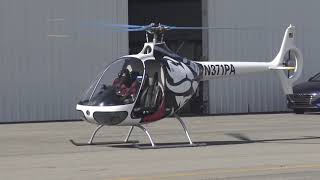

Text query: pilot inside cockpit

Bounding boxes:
[113,69,140,104]
[113,69,129,90]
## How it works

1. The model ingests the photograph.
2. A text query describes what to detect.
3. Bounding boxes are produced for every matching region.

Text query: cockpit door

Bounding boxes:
[131,60,167,123]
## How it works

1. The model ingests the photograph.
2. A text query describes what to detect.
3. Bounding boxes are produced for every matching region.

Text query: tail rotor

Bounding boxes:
[270,25,303,94]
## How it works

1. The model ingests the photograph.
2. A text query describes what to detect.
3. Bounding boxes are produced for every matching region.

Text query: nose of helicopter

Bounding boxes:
[75,57,145,125]
[76,104,131,125]
[76,105,97,124]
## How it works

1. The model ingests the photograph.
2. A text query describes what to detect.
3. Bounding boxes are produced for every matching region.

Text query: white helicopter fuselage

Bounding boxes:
[70,23,304,149]
[76,25,302,127]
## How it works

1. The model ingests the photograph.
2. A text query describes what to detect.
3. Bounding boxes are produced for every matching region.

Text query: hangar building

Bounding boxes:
[0,0,318,122]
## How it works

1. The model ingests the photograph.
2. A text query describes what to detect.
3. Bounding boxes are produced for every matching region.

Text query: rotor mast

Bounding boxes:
[146,23,169,44]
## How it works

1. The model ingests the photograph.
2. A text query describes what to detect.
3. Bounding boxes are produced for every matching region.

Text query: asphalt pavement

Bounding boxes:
[0,113,320,180]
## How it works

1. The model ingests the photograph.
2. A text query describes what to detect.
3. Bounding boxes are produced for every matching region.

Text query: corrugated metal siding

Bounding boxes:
[0,0,128,122]
[206,0,319,114]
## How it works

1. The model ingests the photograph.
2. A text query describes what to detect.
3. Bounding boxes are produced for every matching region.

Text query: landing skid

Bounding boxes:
[134,142,207,149]
[72,114,205,149]
[69,139,139,146]
[70,125,138,146]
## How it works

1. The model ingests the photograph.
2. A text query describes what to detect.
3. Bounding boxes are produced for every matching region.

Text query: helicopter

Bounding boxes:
[71,23,303,149]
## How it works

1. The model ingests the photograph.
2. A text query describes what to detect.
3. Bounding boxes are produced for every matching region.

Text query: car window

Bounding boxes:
[310,73,320,81]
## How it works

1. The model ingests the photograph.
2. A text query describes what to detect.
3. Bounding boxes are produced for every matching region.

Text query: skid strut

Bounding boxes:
[134,114,206,149]
[70,125,138,146]
[174,114,193,145]
[88,124,104,144]
[135,125,156,148]
[124,126,134,143]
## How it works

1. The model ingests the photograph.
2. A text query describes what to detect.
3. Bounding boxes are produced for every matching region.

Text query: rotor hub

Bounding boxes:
[145,23,170,43]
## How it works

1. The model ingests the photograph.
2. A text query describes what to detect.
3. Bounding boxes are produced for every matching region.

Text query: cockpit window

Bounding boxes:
[79,57,144,106]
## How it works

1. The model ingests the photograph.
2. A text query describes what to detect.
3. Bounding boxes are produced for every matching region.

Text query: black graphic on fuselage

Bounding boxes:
[161,56,203,112]
[203,64,236,76]
[150,44,204,115]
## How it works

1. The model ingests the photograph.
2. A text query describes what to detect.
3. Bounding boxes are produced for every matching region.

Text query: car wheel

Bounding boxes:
[294,109,304,114]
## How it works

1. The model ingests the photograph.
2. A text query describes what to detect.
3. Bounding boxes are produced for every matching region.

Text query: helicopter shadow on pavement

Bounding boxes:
[301,112,320,115]
[108,133,320,149]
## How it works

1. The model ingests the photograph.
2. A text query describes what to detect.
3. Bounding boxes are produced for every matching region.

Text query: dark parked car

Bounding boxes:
[287,72,320,114]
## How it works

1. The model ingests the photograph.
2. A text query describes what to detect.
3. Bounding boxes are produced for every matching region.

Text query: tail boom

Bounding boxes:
[198,25,303,95]
[199,61,270,81]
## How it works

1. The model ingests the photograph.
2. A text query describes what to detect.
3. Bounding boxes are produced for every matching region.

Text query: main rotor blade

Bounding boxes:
[100,23,144,28]
[99,23,155,32]
[125,27,149,32]
[165,25,262,30]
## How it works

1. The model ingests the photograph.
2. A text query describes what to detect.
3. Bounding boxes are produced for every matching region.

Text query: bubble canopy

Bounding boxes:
[78,57,144,106]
